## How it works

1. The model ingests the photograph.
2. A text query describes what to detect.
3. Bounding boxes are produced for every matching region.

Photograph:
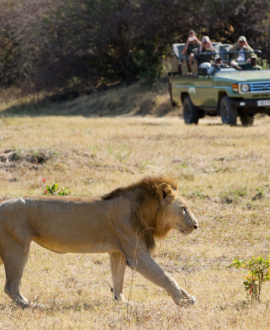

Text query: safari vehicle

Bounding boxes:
[168,43,270,126]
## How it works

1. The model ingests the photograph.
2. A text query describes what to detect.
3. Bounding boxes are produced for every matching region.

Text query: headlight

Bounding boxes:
[241,84,250,92]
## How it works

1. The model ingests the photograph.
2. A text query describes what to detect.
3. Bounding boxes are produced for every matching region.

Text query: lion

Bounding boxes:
[0,175,198,307]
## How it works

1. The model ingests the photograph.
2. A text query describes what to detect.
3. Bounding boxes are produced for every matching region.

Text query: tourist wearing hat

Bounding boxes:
[182,30,201,71]
[198,36,215,64]
[230,36,254,66]
[232,53,262,71]
[214,56,230,69]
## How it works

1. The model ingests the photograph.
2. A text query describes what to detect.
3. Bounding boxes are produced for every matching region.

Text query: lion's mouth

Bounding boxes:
[179,228,194,235]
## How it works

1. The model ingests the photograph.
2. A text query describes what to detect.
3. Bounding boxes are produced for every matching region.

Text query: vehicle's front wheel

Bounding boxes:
[239,114,254,126]
[220,96,238,125]
[183,95,199,124]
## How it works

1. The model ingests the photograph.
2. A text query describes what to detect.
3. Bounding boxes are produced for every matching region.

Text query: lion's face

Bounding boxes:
[167,192,198,236]
[155,183,198,239]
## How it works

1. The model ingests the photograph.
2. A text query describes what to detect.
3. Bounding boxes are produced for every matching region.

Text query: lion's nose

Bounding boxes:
[193,225,198,229]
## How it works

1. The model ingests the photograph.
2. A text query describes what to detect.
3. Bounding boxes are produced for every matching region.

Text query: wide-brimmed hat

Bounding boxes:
[250,53,257,59]
[238,36,247,42]
[202,36,210,43]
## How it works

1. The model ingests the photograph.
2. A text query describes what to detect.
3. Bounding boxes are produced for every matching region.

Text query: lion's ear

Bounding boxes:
[159,183,175,202]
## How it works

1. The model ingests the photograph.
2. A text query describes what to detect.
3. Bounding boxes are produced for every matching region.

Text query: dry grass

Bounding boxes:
[0,82,176,118]
[0,86,270,329]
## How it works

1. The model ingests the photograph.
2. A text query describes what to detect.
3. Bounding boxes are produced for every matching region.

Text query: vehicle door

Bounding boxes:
[189,76,218,108]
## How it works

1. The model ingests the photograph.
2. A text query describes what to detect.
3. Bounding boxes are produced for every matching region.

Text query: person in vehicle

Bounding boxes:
[232,53,262,71]
[230,36,254,66]
[182,30,201,70]
[198,36,215,64]
[214,56,230,69]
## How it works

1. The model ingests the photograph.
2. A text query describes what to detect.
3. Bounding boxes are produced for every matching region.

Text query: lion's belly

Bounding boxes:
[33,237,118,254]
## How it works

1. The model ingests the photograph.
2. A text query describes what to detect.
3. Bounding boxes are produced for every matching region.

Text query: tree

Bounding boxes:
[0,0,269,93]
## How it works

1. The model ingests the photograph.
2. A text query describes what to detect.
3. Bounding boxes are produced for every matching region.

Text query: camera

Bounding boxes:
[190,37,195,42]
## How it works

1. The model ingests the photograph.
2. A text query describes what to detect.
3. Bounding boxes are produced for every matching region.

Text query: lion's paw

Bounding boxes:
[178,296,196,307]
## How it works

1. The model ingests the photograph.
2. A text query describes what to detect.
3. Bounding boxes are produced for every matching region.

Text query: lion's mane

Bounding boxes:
[102,175,178,253]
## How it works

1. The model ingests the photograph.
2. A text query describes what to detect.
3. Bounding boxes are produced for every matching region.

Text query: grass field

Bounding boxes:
[0,85,270,329]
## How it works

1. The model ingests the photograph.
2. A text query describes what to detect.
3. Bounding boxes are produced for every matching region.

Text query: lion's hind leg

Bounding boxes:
[2,241,31,307]
[109,251,127,302]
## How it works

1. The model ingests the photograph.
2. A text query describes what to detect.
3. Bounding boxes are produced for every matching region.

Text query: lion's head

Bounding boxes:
[155,182,198,239]
[102,175,198,253]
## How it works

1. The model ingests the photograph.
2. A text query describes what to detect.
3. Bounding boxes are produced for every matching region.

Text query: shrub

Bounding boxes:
[231,256,270,301]
[42,181,71,196]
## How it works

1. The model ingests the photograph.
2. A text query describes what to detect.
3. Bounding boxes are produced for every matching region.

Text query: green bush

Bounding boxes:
[231,256,270,301]
[42,181,71,196]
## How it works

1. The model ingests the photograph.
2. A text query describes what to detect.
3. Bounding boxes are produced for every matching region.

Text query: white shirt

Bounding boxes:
[236,48,246,63]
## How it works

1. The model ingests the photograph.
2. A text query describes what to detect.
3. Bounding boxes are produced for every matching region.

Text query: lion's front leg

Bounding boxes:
[127,254,196,306]
[109,251,126,302]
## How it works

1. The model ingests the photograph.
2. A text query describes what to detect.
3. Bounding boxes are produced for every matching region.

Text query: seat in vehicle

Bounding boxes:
[171,42,232,76]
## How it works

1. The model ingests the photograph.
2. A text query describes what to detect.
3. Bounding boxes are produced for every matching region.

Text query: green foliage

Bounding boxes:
[256,187,265,197]
[58,187,72,196]
[133,43,167,85]
[42,181,71,196]
[231,255,270,301]
[262,60,270,70]
[0,0,270,91]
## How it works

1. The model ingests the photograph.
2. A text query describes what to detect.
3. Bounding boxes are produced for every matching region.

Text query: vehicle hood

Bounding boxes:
[214,70,270,83]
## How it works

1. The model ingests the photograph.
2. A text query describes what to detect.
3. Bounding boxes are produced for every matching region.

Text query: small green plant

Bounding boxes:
[57,187,72,196]
[42,179,71,196]
[231,255,270,301]
[256,187,265,197]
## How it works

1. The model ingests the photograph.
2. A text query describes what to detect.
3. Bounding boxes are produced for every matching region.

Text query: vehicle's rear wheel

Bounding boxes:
[239,114,254,126]
[183,95,199,124]
[220,96,238,125]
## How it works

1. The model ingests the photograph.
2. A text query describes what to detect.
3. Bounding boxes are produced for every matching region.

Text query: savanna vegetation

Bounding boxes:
[0,91,270,328]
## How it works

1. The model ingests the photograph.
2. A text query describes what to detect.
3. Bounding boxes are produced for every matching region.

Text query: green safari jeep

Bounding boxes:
[168,43,270,126]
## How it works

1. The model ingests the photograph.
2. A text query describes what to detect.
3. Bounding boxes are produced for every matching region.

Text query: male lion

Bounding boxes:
[0,175,198,307]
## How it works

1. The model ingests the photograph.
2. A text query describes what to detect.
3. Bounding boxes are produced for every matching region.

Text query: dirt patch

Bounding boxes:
[0,148,54,171]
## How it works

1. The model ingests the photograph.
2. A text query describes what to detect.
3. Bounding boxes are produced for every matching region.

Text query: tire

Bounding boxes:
[239,114,254,126]
[220,96,238,125]
[183,95,199,124]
